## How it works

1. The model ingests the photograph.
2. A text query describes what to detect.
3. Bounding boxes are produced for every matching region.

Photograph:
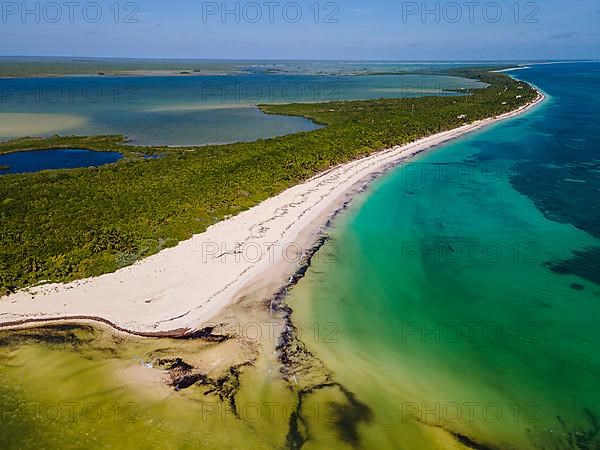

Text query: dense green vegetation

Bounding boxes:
[0,70,536,294]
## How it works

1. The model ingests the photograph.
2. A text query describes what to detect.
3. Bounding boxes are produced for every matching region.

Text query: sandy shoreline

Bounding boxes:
[0,89,545,334]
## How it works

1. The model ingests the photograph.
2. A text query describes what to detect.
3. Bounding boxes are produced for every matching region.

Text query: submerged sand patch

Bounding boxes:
[0,113,88,138]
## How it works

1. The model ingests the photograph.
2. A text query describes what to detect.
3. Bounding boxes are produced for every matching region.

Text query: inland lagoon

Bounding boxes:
[0,149,123,175]
[0,60,486,146]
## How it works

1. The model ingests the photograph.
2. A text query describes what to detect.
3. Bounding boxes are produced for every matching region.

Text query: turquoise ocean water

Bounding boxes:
[287,62,600,449]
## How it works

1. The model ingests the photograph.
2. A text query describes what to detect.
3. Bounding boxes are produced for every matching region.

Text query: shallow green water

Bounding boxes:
[0,322,295,450]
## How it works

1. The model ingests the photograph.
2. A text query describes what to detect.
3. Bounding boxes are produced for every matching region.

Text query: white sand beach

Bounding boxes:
[0,91,545,334]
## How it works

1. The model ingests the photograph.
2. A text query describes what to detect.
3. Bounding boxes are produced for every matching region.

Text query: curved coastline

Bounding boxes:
[0,86,546,336]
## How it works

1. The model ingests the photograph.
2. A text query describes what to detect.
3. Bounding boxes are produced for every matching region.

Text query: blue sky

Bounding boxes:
[0,0,598,60]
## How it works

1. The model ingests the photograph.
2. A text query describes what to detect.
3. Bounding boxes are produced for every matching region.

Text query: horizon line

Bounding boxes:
[1,55,600,63]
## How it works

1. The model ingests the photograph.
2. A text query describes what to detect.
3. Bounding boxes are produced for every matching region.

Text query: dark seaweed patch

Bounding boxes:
[286,392,309,450]
[451,432,499,450]
[325,384,374,446]
[416,420,500,450]
[0,324,96,347]
[545,247,600,286]
[284,382,374,450]
[276,309,373,449]
[510,160,600,240]
[275,302,374,449]
[262,200,377,449]
[155,357,251,415]
[170,326,230,343]
[528,409,600,449]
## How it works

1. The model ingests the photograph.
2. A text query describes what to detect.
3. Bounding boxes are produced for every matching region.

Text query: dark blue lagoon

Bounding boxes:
[0,149,123,175]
